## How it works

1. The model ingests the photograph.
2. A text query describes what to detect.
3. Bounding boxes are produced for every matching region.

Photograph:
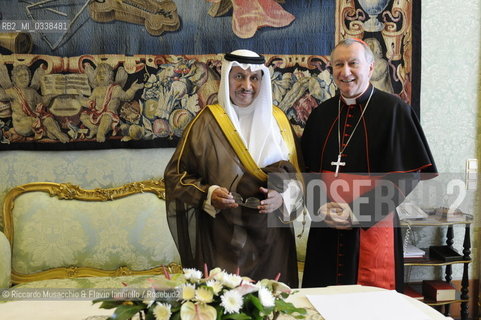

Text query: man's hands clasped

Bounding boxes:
[318,202,353,230]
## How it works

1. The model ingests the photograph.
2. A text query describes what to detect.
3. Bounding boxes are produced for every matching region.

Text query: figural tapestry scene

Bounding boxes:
[0,0,418,150]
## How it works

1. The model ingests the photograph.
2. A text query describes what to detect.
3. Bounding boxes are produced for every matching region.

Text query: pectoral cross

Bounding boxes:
[331,154,345,177]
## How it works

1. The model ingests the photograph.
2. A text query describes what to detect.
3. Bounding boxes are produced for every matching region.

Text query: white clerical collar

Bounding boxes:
[341,85,370,105]
[342,97,357,105]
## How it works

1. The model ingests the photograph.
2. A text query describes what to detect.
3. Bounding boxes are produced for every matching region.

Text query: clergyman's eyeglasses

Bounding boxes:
[229,175,262,209]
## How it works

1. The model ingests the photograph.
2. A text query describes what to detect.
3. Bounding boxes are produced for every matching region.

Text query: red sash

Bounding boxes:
[358,213,395,290]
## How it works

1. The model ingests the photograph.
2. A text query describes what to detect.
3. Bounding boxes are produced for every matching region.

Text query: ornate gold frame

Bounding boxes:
[2,180,182,284]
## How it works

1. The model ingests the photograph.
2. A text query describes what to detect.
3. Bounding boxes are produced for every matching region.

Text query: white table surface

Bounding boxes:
[287,285,452,320]
[0,285,451,320]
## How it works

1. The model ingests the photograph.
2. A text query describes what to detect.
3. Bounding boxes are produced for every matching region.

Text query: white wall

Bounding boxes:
[406,0,481,281]
[421,1,480,172]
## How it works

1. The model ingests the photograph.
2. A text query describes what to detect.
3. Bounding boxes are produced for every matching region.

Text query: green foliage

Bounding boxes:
[93,267,307,320]
[274,300,306,316]
[222,313,252,320]
[107,304,145,320]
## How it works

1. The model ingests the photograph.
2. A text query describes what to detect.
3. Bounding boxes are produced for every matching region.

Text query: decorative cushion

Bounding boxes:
[12,192,179,274]
[3,181,181,284]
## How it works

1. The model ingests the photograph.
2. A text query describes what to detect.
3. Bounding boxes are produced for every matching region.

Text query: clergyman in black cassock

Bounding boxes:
[301,39,437,292]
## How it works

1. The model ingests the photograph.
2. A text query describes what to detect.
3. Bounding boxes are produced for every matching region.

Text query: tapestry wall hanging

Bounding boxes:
[0,0,419,150]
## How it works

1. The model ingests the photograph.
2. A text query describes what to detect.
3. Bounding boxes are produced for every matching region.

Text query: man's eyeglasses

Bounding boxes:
[231,192,261,209]
[229,175,262,209]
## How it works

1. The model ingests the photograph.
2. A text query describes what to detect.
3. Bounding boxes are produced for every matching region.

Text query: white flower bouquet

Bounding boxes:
[93,266,306,320]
